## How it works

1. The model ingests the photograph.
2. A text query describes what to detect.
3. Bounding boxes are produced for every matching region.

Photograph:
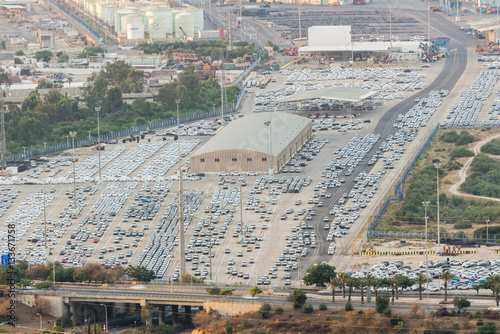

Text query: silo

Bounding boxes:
[175,11,194,38]
[171,10,182,35]
[127,22,145,40]
[115,9,134,32]
[122,14,142,33]
[106,5,118,26]
[184,8,204,32]
[148,17,167,39]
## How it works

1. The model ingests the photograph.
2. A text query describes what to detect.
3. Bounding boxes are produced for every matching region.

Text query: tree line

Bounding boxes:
[0,261,156,287]
[1,61,239,155]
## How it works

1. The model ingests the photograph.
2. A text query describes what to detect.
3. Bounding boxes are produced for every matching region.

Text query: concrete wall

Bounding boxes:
[16,294,67,318]
[204,301,261,316]
[309,26,351,48]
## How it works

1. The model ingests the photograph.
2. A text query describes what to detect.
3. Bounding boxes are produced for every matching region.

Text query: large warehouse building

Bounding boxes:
[190,113,312,174]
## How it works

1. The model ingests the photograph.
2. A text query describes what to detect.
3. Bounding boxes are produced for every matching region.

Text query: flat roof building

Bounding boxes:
[190,112,312,174]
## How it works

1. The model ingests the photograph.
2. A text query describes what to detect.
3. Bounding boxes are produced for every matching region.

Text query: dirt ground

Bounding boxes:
[1,297,57,333]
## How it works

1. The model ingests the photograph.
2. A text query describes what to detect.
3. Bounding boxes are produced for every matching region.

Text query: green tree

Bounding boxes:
[302,263,336,288]
[337,272,349,298]
[357,277,366,304]
[328,277,338,302]
[123,67,144,93]
[220,288,234,301]
[141,304,153,329]
[57,53,69,63]
[0,68,11,86]
[375,295,390,313]
[440,271,455,301]
[206,286,221,300]
[416,273,426,300]
[481,275,500,306]
[248,286,262,300]
[14,57,22,64]
[34,50,53,62]
[102,87,123,114]
[346,277,356,302]
[124,265,156,282]
[81,73,108,114]
[103,60,131,87]
[365,274,379,300]
[36,79,54,89]
[15,50,24,56]
[453,297,470,314]
[290,289,307,308]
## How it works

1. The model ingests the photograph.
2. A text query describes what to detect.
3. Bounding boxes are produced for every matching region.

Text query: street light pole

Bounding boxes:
[209,215,213,281]
[96,106,102,183]
[176,99,186,277]
[70,131,77,210]
[486,219,490,242]
[100,304,108,333]
[264,120,271,196]
[23,146,26,159]
[423,201,430,307]
[37,313,42,331]
[434,163,441,246]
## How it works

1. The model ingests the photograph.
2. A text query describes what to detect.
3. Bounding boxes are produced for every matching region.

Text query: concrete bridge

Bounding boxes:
[16,284,263,328]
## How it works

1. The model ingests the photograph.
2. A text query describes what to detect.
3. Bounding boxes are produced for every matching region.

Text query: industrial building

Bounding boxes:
[190,113,312,174]
[65,0,204,41]
[299,26,423,60]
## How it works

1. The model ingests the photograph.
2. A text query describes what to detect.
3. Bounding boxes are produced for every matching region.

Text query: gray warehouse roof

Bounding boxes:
[193,112,311,156]
[284,86,377,103]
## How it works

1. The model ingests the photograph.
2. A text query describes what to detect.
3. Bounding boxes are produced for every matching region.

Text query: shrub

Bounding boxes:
[448,161,463,170]
[454,221,472,229]
[452,322,460,330]
[260,303,271,312]
[477,319,484,326]
[345,302,353,312]
[376,295,390,313]
[450,147,474,159]
[274,307,283,314]
[302,304,313,314]
[477,322,496,334]
[290,289,307,309]
[383,307,392,318]
[319,303,327,311]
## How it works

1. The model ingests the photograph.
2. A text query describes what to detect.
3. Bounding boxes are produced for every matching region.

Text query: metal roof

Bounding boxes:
[284,86,377,103]
[193,112,311,156]
[469,19,500,32]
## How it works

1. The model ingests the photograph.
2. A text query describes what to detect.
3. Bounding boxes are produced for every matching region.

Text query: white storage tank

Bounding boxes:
[122,14,142,33]
[175,11,194,38]
[171,10,182,35]
[106,5,118,26]
[184,8,204,32]
[148,17,167,39]
[127,22,144,40]
[115,9,135,32]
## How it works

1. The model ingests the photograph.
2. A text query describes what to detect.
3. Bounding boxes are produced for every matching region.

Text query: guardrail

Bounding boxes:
[367,124,440,236]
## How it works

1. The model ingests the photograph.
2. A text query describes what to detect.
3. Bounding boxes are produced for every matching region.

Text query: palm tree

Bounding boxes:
[358,277,366,304]
[338,272,349,299]
[346,277,356,302]
[365,274,378,300]
[416,273,426,301]
[486,275,500,306]
[329,277,338,302]
[440,271,455,302]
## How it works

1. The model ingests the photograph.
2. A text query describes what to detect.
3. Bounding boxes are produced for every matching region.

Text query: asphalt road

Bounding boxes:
[294,9,474,279]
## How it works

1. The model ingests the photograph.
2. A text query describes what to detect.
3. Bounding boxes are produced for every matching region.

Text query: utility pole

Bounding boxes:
[43,143,47,250]
[176,99,186,277]
[434,163,441,246]
[423,201,430,307]
[228,6,232,50]
[298,2,302,39]
[96,106,102,183]
[239,153,244,235]
[209,215,213,281]
[486,220,490,242]
[70,132,77,210]
[0,85,7,171]
[255,27,258,46]
[264,120,271,197]
[389,0,392,49]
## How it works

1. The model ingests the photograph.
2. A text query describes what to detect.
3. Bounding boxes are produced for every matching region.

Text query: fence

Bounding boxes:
[6,87,246,162]
[48,0,102,41]
[367,124,440,236]
[370,230,499,243]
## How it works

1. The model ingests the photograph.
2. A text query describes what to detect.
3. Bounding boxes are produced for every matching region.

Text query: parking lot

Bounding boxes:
[3,49,500,287]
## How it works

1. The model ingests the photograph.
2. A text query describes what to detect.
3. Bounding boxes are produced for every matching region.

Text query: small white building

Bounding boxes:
[299,26,422,60]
